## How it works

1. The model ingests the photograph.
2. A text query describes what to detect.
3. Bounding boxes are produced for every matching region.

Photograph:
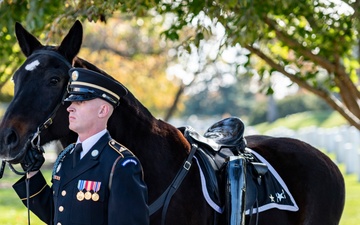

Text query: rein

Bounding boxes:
[0,49,72,225]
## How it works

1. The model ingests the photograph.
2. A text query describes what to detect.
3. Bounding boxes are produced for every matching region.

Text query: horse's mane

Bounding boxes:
[73,57,110,77]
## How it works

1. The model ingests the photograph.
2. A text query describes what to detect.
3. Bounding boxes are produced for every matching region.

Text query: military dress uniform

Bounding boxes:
[13,68,149,225]
[13,132,149,225]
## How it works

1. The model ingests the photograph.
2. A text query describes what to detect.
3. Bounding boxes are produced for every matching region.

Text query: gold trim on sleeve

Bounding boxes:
[20,184,47,200]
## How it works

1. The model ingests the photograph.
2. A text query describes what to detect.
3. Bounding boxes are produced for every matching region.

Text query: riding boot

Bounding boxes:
[225,155,246,225]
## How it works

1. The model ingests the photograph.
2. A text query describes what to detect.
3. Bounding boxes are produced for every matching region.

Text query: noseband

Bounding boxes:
[1,50,72,177]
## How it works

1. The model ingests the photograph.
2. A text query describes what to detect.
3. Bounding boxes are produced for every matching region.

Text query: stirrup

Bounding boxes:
[225,156,246,225]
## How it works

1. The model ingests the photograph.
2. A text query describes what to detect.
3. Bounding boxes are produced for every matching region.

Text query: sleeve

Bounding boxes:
[107,156,149,225]
[12,171,53,224]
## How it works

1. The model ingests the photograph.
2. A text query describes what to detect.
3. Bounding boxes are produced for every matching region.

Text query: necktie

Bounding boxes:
[73,143,83,168]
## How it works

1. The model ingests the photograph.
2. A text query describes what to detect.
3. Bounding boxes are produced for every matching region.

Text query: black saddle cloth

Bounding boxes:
[180,117,298,215]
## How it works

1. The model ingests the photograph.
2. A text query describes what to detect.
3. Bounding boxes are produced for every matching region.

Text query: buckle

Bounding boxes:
[183,161,191,170]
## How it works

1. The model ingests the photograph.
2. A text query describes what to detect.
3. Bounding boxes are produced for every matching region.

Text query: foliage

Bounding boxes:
[78,18,182,117]
[247,101,268,125]
[165,0,360,129]
[253,110,347,133]
[182,74,255,120]
[248,93,332,125]
[1,0,360,129]
[277,94,331,115]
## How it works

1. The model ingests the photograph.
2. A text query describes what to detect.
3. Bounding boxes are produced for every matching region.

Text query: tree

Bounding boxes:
[79,17,183,117]
[1,0,360,129]
[154,0,360,129]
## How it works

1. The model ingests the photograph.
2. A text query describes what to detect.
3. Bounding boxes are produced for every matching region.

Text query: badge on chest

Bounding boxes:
[76,180,102,202]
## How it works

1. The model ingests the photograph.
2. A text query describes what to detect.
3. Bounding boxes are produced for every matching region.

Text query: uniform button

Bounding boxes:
[59,206,64,212]
[61,190,66,196]
[57,223,61,225]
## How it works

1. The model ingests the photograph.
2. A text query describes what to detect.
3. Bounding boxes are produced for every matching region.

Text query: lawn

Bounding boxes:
[0,167,51,225]
[338,164,360,225]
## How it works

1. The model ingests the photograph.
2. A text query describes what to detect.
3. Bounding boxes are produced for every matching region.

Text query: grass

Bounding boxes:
[340,167,360,225]
[0,168,52,225]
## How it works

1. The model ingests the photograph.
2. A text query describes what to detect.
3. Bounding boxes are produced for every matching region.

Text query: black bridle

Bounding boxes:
[0,50,72,177]
[0,50,72,225]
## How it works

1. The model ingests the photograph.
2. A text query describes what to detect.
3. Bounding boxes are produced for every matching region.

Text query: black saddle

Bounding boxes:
[184,116,246,152]
[180,116,268,212]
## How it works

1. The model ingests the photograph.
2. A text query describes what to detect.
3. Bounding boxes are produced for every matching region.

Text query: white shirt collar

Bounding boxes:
[76,129,108,158]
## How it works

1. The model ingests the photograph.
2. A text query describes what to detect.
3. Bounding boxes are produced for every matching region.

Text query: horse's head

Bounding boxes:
[0,21,83,163]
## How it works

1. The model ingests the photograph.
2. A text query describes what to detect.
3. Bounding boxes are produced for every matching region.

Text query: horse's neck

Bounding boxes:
[72,57,191,190]
[108,95,190,184]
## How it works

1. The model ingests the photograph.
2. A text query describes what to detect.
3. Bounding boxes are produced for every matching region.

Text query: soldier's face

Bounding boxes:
[67,98,105,140]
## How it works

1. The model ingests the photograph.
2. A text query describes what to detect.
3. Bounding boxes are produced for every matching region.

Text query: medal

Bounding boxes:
[84,180,93,200]
[91,181,101,202]
[77,180,86,201]
[77,180,102,201]
[84,191,92,200]
[92,193,99,201]
[77,191,85,201]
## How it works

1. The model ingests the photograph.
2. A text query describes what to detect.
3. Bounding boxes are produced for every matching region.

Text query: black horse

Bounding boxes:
[0,21,345,225]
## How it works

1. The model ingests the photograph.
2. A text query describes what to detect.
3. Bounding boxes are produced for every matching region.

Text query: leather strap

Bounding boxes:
[149,143,198,225]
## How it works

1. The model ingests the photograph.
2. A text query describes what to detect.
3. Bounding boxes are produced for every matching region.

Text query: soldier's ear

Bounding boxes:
[98,104,110,118]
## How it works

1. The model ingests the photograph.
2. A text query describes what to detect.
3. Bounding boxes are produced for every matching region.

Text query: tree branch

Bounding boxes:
[246,44,360,129]
[264,16,360,116]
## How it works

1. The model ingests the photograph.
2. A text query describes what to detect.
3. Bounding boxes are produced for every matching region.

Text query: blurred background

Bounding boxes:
[0,0,359,224]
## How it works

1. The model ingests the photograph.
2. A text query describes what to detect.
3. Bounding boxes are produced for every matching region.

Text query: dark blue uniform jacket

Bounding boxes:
[13,133,149,225]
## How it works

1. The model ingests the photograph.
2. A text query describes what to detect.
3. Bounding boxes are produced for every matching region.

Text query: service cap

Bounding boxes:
[64,68,128,107]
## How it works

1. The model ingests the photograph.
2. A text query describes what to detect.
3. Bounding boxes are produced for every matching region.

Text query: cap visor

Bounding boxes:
[64,94,97,102]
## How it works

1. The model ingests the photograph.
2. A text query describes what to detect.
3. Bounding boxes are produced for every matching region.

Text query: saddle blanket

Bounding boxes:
[194,148,299,215]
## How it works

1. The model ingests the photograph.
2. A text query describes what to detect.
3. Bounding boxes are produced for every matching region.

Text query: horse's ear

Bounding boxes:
[15,22,43,57]
[58,20,83,63]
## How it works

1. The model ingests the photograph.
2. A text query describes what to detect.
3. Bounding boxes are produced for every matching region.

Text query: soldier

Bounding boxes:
[13,68,149,225]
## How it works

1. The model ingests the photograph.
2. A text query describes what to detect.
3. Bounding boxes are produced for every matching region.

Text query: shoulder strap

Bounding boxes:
[108,139,135,157]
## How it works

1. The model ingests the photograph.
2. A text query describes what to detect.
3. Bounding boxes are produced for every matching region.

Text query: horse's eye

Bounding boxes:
[49,77,61,86]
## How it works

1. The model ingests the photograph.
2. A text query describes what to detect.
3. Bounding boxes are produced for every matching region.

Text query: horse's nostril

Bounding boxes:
[4,129,19,148]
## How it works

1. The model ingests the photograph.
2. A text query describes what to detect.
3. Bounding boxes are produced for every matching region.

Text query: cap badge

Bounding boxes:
[71,70,79,81]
